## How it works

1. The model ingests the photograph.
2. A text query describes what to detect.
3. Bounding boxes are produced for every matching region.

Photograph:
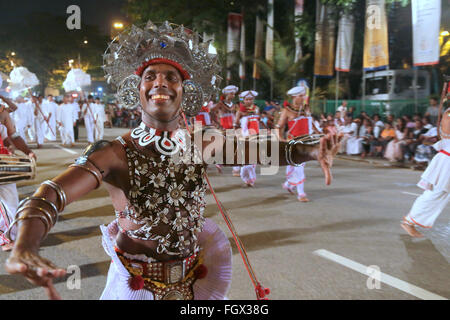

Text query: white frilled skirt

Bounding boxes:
[99,218,232,300]
[240,165,256,184]
[0,183,19,245]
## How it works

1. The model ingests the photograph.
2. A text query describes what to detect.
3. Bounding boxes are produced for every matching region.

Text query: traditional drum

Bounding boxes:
[0,154,36,185]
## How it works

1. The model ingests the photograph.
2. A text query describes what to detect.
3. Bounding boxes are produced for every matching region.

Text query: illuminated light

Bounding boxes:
[84,40,88,44]
[97,87,103,92]
[11,52,16,56]
[114,22,124,29]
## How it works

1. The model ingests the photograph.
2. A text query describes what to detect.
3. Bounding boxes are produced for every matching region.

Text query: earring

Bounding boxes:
[116,74,141,109]
[181,80,204,117]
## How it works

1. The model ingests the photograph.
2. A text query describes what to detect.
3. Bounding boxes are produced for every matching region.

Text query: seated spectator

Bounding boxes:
[403,115,415,129]
[346,106,355,119]
[402,120,428,162]
[339,116,358,154]
[424,97,439,125]
[375,122,396,157]
[384,118,408,162]
[347,118,364,155]
[413,126,439,170]
[422,116,433,130]
[361,124,375,158]
[372,114,385,139]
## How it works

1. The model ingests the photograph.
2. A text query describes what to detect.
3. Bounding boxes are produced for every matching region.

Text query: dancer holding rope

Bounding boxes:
[4,21,340,300]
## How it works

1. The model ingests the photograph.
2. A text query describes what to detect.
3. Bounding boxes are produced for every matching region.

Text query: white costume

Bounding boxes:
[404,137,450,229]
[93,103,106,141]
[57,103,77,146]
[340,121,358,154]
[25,101,35,143]
[33,101,46,146]
[12,102,30,142]
[238,91,259,186]
[42,99,58,141]
[0,125,19,246]
[346,123,365,155]
[82,102,96,144]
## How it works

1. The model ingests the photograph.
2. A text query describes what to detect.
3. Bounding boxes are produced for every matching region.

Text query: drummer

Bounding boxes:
[0,107,36,251]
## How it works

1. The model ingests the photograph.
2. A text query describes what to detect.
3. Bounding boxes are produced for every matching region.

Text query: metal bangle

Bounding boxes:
[5,215,50,242]
[41,180,67,213]
[68,164,102,188]
[16,206,54,228]
[17,196,58,220]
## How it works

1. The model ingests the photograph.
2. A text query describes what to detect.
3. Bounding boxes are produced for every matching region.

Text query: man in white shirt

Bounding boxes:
[12,96,29,142]
[31,95,46,148]
[24,99,35,143]
[93,97,105,141]
[372,114,385,139]
[339,116,358,154]
[81,95,96,144]
[56,95,77,147]
[42,95,58,141]
[337,100,348,116]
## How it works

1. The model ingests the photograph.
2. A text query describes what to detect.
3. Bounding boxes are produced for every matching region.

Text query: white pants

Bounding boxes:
[94,123,104,141]
[240,165,256,185]
[283,165,306,197]
[45,120,57,141]
[85,118,94,144]
[26,125,35,143]
[0,184,19,245]
[59,124,75,145]
[34,119,45,145]
[404,188,449,228]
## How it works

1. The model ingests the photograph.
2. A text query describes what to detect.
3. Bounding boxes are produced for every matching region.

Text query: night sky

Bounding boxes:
[0,0,127,35]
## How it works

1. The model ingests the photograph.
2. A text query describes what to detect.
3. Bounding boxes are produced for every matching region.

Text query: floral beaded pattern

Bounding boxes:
[116,132,207,257]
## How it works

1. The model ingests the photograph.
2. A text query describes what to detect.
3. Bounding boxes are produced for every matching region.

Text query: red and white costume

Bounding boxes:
[403,107,450,230]
[238,91,259,186]
[194,104,212,127]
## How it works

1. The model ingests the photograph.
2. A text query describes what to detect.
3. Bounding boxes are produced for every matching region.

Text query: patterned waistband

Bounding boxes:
[114,246,201,285]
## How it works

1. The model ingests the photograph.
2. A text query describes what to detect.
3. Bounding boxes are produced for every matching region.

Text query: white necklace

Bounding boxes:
[131,122,186,156]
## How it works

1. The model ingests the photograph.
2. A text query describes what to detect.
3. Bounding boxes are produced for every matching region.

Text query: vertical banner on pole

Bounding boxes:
[253,12,264,81]
[363,0,389,71]
[412,0,441,66]
[294,0,304,64]
[335,13,355,72]
[314,0,336,77]
[227,13,243,82]
[265,0,274,64]
[239,15,246,81]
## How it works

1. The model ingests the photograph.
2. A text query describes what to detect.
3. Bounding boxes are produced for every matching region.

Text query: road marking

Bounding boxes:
[313,249,447,300]
[54,145,78,155]
[402,191,421,197]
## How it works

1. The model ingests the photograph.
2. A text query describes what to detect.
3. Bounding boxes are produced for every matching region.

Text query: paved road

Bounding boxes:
[0,127,448,300]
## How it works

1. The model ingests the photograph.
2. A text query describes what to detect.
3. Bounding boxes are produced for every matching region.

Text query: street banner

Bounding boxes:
[252,13,264,80]
[294,0,304,64]
[239,16,246,80]
[412,0,441,66]
[227,13,242,81]
[363,0,389,71]
[314,0,336,77]
[335,13,355,72]
[265,0,274,63]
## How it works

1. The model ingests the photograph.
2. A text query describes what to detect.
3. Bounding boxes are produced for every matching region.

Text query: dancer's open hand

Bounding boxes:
[5,248,66,300]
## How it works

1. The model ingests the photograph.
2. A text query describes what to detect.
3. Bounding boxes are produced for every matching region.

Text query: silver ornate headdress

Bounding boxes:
[102,21,222,116]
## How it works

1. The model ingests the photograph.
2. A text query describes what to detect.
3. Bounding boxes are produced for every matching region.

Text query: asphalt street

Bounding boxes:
[0,126,448,300]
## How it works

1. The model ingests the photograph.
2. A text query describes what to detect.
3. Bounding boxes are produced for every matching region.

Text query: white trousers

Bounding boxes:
[85,118,94,144]
[0,184,19,245]
[45,120,57,141]
[284,165,306,197]
[94,123,104,141]
[34,119,45,145]
[59,124,75,145]
[404,188,449,228]
[240,165,256,184]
